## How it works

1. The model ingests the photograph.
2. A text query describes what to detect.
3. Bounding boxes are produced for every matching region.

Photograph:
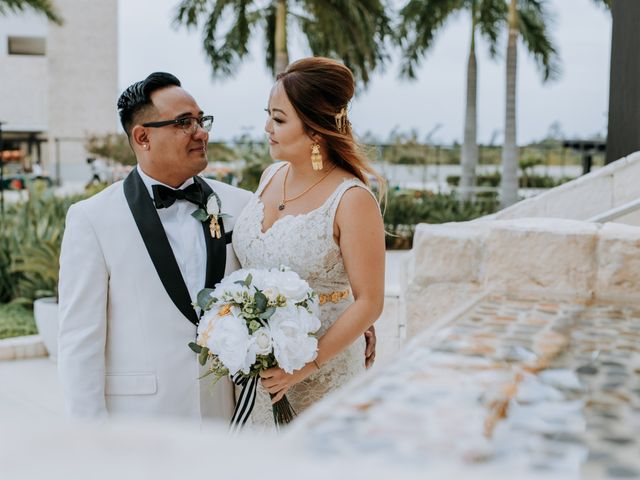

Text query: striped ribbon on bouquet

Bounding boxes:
[228,373,259,435]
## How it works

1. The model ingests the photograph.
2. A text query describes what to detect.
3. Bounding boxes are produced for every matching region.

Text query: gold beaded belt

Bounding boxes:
[318,289,351,305]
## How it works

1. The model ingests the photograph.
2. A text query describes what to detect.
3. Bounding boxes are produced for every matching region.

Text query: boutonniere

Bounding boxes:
[191,191,231,239]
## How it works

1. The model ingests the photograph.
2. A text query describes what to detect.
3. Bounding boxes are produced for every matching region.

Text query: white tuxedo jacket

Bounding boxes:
[58,170,252,420]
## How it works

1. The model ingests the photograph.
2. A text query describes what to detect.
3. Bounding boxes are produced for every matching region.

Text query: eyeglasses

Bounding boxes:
[142,115,214,135]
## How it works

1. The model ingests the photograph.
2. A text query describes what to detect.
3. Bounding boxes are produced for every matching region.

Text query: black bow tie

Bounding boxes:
[152,182,204,209]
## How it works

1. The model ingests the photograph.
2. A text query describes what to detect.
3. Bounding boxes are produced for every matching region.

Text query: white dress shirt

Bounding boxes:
[137,166,207,305]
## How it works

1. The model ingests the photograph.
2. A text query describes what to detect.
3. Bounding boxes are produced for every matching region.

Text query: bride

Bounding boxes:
[232,57,386,430]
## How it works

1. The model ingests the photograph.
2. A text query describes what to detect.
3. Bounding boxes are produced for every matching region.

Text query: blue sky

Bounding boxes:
[119,0,612,145]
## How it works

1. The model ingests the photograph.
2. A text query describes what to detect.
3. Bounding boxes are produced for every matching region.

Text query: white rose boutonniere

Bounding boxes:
[191,190,231,239]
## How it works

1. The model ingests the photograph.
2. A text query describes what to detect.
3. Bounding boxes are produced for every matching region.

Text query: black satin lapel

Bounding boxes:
[195,176,227,289]
[123,169,199,326]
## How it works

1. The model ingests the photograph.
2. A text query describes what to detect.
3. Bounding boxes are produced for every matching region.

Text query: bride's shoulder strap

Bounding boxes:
[255,161,288,196]
[328,178,379,223]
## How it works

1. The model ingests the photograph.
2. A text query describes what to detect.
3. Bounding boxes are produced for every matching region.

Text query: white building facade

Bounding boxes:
[0,0,118,184]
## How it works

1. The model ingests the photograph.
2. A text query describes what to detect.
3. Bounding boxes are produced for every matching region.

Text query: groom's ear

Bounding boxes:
[131,125,149,149]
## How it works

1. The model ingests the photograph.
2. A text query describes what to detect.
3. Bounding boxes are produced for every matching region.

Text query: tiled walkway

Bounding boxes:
[290,293,640,479]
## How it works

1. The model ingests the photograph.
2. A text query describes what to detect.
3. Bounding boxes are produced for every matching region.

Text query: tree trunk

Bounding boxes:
[460,3,478,202]
[274,0,289,75]
[500,0,519,208]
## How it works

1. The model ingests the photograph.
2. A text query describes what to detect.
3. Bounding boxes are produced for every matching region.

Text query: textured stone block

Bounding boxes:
[484,218,598,295]
[404,282,482,339]
[596,222,640,299]
[410,222,488,287]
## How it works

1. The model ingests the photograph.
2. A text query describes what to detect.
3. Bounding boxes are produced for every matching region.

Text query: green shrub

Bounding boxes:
[383,189,498,249]
[0,303,36,340]
[235,141,273,192]
[2,182,87,304]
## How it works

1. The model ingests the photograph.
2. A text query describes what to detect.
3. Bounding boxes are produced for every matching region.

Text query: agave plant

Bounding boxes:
[5,182,84,304]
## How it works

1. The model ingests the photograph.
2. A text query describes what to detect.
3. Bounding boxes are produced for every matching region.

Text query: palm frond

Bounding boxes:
[264,4,277,75]
[174,0,260,78]
[517,0,560,82]
[297,0,392,87]
[397,0,464,79]
[592,0,612,10]
[477,0,507,57]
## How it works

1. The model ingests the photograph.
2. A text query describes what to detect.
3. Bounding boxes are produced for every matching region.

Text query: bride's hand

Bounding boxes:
[260,366,310,404]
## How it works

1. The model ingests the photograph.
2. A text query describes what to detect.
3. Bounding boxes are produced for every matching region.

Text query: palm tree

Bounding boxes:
[173,0,392,85]
[499,0,558,208]
[592,0,611,8]
[0,0,62,23]
[399,0,505,201]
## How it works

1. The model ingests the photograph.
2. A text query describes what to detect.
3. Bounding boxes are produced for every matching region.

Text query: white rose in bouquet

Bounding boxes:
[269,305,319,374]
[197,308,221,350]
[276,270,312,303]
[192,267,321,429]
[249,326,273,356]
[208,309,254,375]
[296,305,321,333]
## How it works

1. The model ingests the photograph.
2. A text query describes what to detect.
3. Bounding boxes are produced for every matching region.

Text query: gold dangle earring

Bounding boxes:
[311,142,323,171]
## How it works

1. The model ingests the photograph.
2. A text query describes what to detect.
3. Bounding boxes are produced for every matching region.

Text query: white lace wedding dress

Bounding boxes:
[232,162,372,431]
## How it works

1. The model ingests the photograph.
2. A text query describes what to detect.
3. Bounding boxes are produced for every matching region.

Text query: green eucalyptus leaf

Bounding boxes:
[259,306,276,320]
[197,288,216,310]
[191,209,210,222]
[254,291,268,311]
[198,346,210,366]
[243,273,253,288]
[188,342,202,354]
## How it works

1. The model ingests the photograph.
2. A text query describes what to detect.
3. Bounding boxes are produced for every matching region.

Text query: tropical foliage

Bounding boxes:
[0,0,62,23]
[85,133,136,166]
[399,0,505,201]
[173,0,392,84]
[1,182,86,304]
[0,303,36,340]
[500,0,559,207]
[383,188,498,249]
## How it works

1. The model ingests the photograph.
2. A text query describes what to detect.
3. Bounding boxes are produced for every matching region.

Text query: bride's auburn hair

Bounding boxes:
[277,57,385,199]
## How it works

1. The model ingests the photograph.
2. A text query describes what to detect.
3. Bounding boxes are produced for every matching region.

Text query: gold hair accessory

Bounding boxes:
[335,107,348,133]
[311,142,323,171]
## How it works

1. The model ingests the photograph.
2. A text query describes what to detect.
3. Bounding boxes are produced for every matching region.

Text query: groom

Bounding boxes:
[57,72,252,420]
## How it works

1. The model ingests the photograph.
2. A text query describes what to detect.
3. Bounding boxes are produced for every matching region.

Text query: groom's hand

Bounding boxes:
[364,325,376,369]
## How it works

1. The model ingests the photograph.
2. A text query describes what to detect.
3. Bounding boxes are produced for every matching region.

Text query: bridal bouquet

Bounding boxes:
[189,267,320,431]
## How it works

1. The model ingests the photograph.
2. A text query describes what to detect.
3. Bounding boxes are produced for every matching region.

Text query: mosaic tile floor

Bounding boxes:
[291,294,640,479]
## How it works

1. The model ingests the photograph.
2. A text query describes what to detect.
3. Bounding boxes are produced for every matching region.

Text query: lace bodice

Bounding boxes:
[231,162,374,431]
[233,162,370,295]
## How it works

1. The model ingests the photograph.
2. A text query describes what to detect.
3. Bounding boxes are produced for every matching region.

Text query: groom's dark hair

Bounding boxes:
[117,72,181,137]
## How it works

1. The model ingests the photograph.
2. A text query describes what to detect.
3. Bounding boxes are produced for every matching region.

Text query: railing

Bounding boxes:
[588,197,640,223]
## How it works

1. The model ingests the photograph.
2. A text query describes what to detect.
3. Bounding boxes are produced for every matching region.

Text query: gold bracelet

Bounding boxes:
[313,359,321,370]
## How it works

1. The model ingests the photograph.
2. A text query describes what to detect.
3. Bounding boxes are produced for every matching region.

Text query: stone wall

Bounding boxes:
[487,151,640,226]
[404,218,640,337]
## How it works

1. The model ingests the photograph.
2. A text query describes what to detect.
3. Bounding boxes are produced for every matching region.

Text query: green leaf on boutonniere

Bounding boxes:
[191,208,209,222]
[197,288,216,310]
[243,273,253,288]
[188,342,202,354]
[254,290,268,312]
[198,346,210,366]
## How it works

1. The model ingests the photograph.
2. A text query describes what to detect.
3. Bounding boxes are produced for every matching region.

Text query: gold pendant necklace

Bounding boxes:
[279,164,336,210]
